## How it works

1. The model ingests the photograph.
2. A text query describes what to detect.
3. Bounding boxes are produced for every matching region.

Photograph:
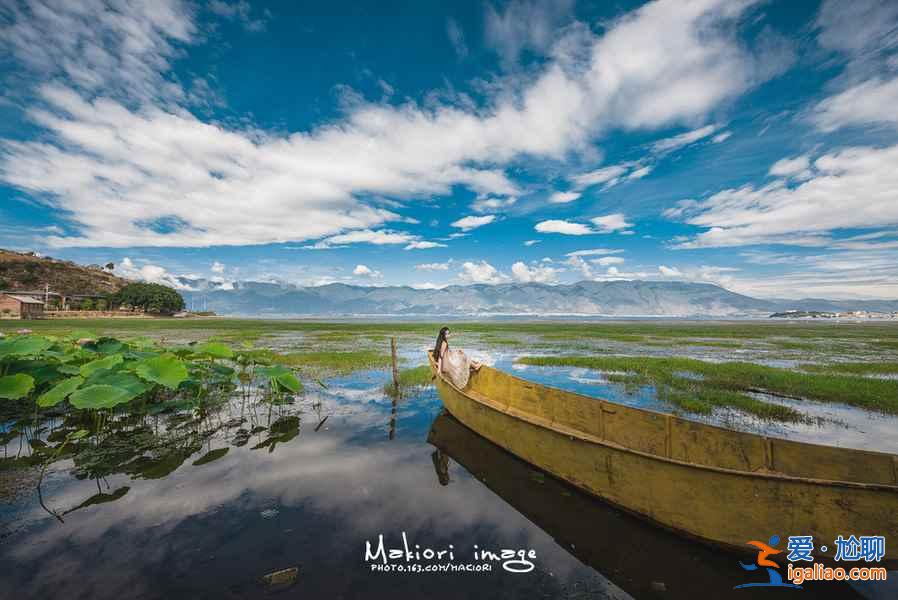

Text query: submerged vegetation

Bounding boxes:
[516,355,898,419]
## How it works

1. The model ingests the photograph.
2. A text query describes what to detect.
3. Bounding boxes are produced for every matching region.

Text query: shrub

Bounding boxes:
[110,283,185,315]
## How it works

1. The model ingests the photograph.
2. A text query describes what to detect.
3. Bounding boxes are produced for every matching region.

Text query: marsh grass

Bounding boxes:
[800,362,898,375]
[383,365,433,396]
[273,350,393,376]
[516,355,898,418]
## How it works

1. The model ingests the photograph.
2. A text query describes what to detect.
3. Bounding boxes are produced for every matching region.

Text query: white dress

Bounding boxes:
[442,348,472,389]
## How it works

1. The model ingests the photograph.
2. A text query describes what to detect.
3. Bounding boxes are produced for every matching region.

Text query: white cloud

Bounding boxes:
[211,261,225,273]
[484,0,575,66]
[458,260,509,284]
[571,164,629,189]
[118,257,190,289]
[593,256,625,266]
[404,241,447,250]
[306,229,415,249]
[564,248,623,257]
[768,155,810,177]
[650,124,719,153]
[658,265,683,277]
[570,161,652,191]
[534,220,593,235]
[470,196,516,213]
[415,262,451,271]
[627,165,653,180]
[410,282,446,290]
[590,213,633,233]
[0,0,195,103]
[812,77,898,132]
[548,191,581,204]
[711,131,732,143]
[446,18,468,59]
[510,261,560,284]
[1,0,783,248]
[450,215,496,231]
[669,145,898,248]
[208,1,270,32]
[523,239,540,246]
[352,264,381,278]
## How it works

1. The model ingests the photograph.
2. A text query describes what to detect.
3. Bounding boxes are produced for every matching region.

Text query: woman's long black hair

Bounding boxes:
[433,326,450,359]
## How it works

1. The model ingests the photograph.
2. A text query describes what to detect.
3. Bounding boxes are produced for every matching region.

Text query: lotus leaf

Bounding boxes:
[69,384,137,409]
[194,342,234,359]
[80,354,125,377]
[37,376,84,407]
[0,336,52,358]
[135,354,188,389]
[0,373,35,399]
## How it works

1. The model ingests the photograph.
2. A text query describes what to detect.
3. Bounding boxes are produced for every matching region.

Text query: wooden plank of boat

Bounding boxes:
[427,352,898,565]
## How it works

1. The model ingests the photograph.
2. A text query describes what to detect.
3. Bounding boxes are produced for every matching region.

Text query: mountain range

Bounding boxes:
[178,279,898,318]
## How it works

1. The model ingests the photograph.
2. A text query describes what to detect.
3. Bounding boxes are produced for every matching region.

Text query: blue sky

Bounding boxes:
[2,0,898,299]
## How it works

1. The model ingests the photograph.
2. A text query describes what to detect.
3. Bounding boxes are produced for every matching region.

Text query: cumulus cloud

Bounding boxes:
[0,0,781,249]
[668,145,898,248]
[590,213,633,233]
[658,265,683,277]
[458,260,508,284]
[593,256,624,266]
[303,229,443,250]
[534,219,594,235]
[510,260,560,283]
[548,191,580,204]
[352,264,381,277]
[210,261,225,273]
[118,257,190,289]
[450,215,496,231]
[768,155,810,177]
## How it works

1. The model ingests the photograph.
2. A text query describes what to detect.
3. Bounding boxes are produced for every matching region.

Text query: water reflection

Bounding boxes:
[1,361,895,600]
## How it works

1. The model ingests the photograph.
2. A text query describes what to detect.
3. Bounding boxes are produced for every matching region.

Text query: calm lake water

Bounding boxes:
[2,340,896,599]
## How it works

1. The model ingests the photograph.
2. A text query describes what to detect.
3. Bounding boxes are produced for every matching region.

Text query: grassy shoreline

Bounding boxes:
[516,355,898,417]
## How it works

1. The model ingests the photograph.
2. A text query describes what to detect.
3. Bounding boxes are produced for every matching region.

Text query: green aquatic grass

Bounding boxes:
[516,355,898,417]
[800,362,898,375]
[383,365,433,395]
[273,350,393,375]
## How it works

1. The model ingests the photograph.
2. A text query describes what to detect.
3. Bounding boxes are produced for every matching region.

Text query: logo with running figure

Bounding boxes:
[734,535,802,589]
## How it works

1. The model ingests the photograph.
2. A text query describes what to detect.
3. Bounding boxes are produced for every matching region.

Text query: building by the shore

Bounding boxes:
[0,293,45,319]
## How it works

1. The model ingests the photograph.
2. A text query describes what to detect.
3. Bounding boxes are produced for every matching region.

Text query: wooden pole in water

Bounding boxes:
[390,337,400,395]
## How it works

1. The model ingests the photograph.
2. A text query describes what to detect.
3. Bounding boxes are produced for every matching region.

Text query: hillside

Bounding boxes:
[0,249,129,296]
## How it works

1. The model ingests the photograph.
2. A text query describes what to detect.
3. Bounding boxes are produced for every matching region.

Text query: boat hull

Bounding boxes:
[429,355,898,565]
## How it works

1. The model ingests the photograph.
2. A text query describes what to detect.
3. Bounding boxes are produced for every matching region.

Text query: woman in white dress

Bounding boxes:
[432,326,481,389]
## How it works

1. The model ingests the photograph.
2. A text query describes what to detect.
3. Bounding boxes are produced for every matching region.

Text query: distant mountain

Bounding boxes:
[181,279,793,317]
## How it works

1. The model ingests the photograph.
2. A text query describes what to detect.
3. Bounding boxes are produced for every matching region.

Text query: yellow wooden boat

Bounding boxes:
[427,411,863,598]
[428,352,898,566]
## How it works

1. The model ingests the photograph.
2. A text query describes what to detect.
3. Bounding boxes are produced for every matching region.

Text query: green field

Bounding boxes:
[4,317,897,422]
